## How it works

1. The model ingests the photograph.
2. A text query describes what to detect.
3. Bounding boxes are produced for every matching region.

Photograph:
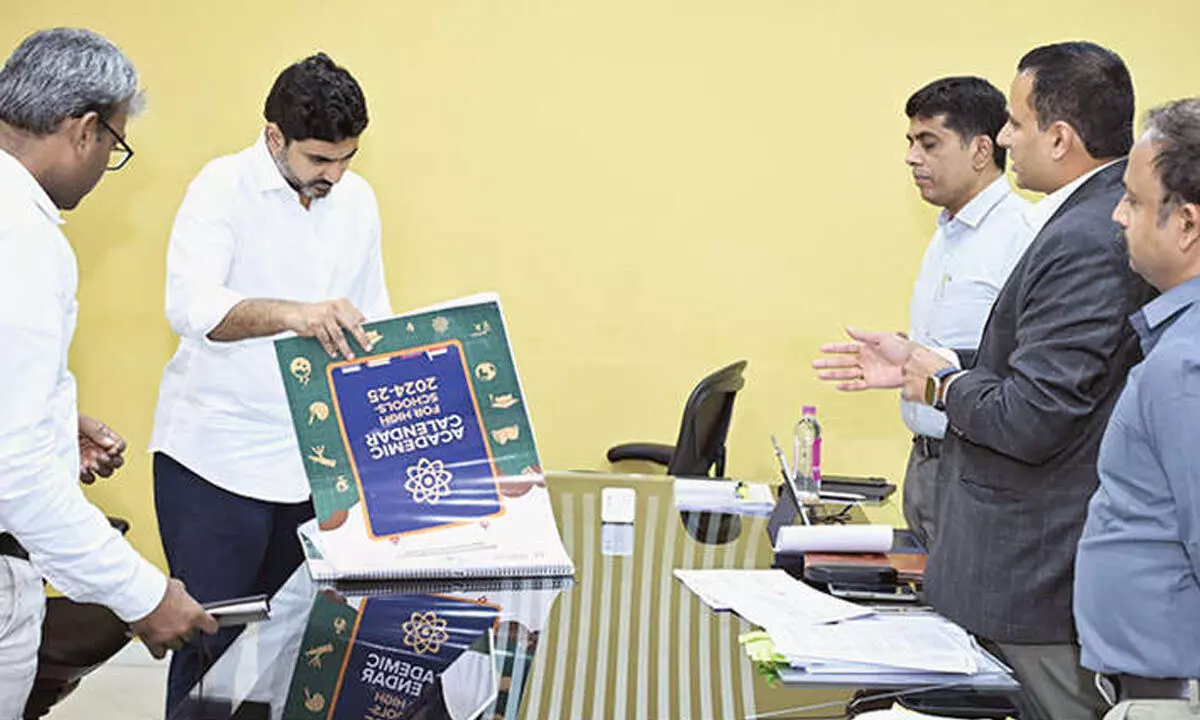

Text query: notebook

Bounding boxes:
[276,293,574,581]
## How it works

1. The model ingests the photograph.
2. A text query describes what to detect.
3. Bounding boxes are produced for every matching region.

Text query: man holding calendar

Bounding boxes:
[150,52,391,712]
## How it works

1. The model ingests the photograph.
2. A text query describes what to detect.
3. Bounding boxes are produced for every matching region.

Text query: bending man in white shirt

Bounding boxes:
[812,76,1031,550]
[150,52,392,713]
[0,28,217,718]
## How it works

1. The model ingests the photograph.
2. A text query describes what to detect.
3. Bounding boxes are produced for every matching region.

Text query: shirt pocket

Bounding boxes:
[928,275,1001,348]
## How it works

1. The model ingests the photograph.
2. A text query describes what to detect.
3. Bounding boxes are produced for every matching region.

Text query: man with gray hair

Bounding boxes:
[0,27,216,714]
[1075,98,1200,718]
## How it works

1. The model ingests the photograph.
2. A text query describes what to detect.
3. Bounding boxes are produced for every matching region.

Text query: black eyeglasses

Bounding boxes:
[98,117,134,171]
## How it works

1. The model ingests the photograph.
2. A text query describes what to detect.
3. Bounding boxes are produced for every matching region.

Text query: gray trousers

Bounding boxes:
[902,439,940,550]
[991,641,1108,720]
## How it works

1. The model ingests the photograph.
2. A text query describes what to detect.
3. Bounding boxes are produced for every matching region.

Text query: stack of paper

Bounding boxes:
[675,569,997,683]
[769,612,977,674]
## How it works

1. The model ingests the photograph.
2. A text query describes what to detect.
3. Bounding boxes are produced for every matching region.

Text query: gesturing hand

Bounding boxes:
[812,327,912,391]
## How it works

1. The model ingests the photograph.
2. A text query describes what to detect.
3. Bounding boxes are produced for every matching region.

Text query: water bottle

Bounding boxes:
[795,405,822,500]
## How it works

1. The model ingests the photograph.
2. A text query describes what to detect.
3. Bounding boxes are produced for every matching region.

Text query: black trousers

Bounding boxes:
[153,452,313,715]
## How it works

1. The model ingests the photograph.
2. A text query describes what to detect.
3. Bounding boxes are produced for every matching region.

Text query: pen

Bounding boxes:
[791,428,800,483]
[771,435,811,526]
[869,604,933,614]
[770,434,794,483]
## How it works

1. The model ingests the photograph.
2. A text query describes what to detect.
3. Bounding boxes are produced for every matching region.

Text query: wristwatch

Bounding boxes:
[924,367,961,410]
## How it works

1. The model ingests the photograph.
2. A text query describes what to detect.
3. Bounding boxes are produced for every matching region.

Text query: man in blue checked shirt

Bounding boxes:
[1075,98,1200,719]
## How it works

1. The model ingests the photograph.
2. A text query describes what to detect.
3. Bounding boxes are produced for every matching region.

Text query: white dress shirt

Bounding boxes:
[0,149,166,622]
[1020,160,1120,240]
[902,175,1033,439]
[151,136,392,503]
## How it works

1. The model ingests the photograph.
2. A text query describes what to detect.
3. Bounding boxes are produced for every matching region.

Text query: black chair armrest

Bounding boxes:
[606,442,675,466]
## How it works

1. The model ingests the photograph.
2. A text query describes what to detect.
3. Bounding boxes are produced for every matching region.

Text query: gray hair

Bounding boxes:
[0,28,142,136]
[1142,99,1200,225]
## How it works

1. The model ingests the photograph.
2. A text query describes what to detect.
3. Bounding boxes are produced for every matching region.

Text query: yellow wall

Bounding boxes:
[3,1,1198,569]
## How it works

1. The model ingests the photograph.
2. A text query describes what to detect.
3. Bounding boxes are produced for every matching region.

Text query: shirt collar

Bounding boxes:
[1130,274,1200,353]
[1022,159,1120,235]
[938,174,1012,230]
[0,147,64,226]
[249,134,293,193]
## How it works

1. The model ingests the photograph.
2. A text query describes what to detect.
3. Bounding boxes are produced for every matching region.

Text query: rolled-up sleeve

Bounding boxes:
[164,170,245,340]
[0,228,166,622]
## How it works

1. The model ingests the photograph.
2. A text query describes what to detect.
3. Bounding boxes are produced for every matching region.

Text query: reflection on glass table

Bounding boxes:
[171,472,995,720]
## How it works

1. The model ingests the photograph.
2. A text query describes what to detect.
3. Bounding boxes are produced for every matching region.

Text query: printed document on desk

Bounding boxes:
[673,569,871,626]
[778,654,1018,691]
[682,572,1020,690]
[777,616,1018,690]
[770,612,978,674]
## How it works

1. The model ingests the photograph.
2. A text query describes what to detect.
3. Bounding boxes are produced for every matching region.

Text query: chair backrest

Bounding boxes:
[666,360,748,477]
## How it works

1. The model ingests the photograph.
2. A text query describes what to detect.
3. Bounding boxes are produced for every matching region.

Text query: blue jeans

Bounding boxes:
[153,453,313,715]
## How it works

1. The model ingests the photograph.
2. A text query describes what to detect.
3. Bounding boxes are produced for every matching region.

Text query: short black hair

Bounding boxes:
[263,52,367,143]
[905,76,1008,170]
[1143,99,1200,223]
[1017,42,1133,159]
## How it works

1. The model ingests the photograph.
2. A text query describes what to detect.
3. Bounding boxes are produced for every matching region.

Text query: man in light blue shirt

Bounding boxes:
[814,77,1031,549]
[1075,98,1200,717]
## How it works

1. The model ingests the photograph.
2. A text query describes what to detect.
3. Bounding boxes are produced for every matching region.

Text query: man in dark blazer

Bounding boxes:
[832,43,1154,719]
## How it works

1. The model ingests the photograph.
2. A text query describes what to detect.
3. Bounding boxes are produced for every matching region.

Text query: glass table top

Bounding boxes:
[173,472,891,720]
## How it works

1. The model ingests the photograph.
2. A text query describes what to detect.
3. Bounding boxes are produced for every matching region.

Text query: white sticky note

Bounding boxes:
[601,487,637,524]
[601,523,635,556]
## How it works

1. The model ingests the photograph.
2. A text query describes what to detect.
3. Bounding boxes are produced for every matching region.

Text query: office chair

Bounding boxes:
[22,517,134,719]
[605,360,748,478]
[678,509,742,546]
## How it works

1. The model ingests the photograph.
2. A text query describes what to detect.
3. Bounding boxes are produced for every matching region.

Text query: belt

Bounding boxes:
[912,435,943,458]
[1109,674,1194,701]
[0,532,28,561]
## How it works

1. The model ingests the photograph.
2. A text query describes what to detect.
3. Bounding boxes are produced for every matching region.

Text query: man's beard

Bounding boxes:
[271,150,332,199]
[299,180,333,198]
